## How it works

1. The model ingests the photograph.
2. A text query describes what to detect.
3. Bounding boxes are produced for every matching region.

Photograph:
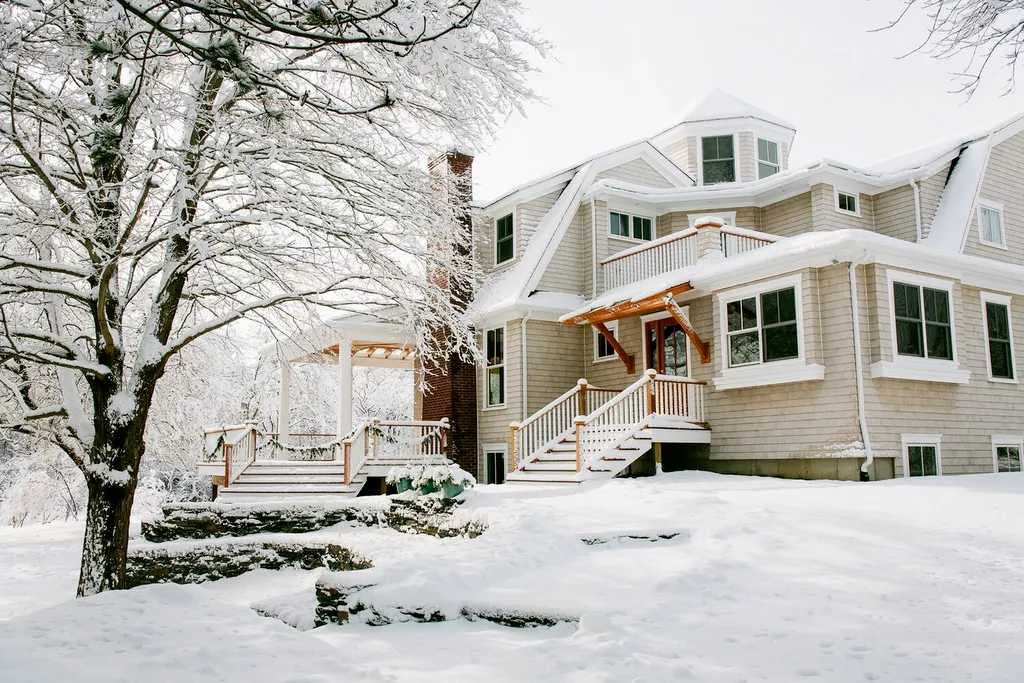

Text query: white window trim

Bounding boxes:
[991,435,1024,473]
[697,133,739,186]
[976,199,1007,250]
[871,270,970,385]
[640,310,692,377]
[834,188,861,217]
[593,320,620,363]
[712,273,825,390]
[687,211,736,229]
[607,209,655,244]
[756,138,780,179]
[980,291,1017,383]
[901,434,943,478]
[482,324,507,410]
[494,211,516,267]
[482,444,508,484]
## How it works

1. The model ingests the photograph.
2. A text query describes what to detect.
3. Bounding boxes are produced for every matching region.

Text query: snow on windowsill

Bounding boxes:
[869,359,971,385]
[712,361,825,391]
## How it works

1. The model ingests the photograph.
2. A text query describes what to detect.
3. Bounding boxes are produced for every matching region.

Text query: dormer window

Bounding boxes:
[701,135,735,185]
[495,213,514,265]
[757,139,780,179]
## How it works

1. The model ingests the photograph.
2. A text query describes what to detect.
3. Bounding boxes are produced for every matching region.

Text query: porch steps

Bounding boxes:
[216,459,367,501]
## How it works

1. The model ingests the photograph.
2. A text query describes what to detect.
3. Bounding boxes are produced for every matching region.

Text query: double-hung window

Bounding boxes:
[978,202,1005,248]
[893,282,953,361]
[609,211,653,241]
[726,286,799,367]
[757,138,780,179]
[983,295,1015,381]
[495,214,514,265]
[701,135,735,184]
[485,327,505,408]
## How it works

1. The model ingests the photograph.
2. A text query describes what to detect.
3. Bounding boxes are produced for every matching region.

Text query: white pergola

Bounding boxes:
[267,313,419,443]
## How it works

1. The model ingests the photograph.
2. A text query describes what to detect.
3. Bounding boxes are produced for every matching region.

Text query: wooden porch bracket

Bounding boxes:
[664,295,711,363]
[593,321,635,374]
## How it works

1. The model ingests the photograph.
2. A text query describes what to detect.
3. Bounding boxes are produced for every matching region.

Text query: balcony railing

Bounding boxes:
[602,229,698,290]
[600,225,779,291]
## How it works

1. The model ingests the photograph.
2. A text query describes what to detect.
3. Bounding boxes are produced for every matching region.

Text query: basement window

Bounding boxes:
[902,434,942,477]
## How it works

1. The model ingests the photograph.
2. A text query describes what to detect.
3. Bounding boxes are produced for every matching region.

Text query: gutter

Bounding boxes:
[848,250,874,480]
[520,311,533,421]
[910,180,922,242]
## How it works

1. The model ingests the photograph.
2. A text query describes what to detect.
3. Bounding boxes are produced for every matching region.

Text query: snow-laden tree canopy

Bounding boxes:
[0,0,543,595]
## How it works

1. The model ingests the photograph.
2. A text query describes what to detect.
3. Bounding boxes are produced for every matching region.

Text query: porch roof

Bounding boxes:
[261,309,419,369]
[561,228,1024,325]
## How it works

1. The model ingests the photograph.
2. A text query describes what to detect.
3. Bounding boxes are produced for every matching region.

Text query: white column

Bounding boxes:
[278,360,292,446]
[337,339,353,438]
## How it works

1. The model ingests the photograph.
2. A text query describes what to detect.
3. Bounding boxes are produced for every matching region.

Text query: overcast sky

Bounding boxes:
[471,0,1024,202]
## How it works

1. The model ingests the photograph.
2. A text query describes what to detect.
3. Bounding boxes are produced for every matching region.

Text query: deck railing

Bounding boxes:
[574,370,705,473]
[600,226,780,290]
[601,229,698,290]
[202,419,450,486]
[203,421,258,487]
[720,226,777,257]
[509,379,621,470]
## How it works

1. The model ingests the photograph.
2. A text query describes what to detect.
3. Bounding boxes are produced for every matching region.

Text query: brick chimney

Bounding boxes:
[422,148,479,479]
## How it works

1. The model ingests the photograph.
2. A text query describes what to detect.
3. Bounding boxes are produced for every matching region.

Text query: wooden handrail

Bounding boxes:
[600,228,697,265]
[720,225,776,243]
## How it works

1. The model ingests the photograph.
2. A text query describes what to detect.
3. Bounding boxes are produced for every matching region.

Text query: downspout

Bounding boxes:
[910,180,922,242]
[848,250,874,480]
[590,198,598,298]
[520,311,533,421]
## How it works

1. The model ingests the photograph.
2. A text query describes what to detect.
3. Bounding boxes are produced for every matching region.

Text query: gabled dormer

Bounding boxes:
[651,89,796,186]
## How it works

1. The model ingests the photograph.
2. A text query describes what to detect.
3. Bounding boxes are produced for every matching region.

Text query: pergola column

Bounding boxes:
[337,339,353,438]
[278,360,292,446]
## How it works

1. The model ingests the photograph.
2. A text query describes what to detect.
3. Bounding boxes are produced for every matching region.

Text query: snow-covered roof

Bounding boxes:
[675,88,797,131]
[563,229,1024,323]
[921,140,990,252]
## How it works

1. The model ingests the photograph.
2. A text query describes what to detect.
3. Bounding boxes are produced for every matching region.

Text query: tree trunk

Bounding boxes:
[77,472,136,597]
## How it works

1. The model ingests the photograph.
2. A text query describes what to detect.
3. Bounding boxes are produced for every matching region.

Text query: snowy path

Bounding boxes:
[2,472,1024,681]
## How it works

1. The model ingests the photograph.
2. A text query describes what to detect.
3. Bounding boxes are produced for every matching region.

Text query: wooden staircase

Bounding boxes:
[507,371,709,485]
[202,420,451,501]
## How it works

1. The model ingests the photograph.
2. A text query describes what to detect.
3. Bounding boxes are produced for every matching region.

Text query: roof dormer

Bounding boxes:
[651,89,797,186]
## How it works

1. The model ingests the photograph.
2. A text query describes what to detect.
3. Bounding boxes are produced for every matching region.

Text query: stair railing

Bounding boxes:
[221,421,259,488]
[509,379,621,471]
[574,371,707,473]
[341,421,370,486]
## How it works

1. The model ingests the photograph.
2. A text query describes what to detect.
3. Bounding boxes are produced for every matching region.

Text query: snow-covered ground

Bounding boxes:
[3,472,1024,682]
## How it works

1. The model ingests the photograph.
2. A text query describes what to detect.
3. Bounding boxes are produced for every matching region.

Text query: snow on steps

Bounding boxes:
[217,459,366,501]
[508,429,655,484]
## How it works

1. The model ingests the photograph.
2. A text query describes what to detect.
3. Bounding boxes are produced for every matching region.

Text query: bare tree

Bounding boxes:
[884,0,1024,96]
[0,0,542,595]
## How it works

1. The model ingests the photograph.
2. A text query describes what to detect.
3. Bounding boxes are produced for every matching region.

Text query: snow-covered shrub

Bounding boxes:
[387,463,475,492]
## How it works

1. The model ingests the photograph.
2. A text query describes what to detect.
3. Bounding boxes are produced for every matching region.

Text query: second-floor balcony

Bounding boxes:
[601,225,779,290]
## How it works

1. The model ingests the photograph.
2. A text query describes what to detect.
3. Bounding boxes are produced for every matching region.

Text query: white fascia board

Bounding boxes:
[476,169,577,218]
[651,117,796,150]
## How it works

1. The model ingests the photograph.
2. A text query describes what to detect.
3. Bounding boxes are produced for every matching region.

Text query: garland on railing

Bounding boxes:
[256,433,341,462]
[203,433,226,461]
[370,425,443,447]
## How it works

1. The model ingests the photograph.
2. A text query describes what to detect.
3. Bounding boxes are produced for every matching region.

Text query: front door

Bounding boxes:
[645,319,688,377]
